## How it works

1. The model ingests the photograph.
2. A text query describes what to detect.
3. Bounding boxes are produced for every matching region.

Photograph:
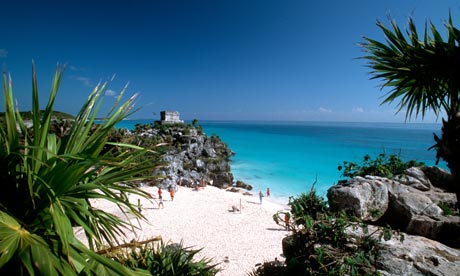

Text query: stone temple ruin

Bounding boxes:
[157,110,184,125]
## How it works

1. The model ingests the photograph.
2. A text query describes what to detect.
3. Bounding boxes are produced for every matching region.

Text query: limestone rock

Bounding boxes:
[427,191,457,207]
[328,167,459,247]
[235,180,253,191]
[195,159,205,171]
[400,167,432,189]
[327,177,388,221]
[202,147,216,158]
[387,192,442,229]
[404,215,460,246]
[362,226,460,276]
[134,124,235,189]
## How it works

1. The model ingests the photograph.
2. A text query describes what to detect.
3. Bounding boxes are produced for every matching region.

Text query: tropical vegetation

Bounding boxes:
[0,110,74,121]
[0,64,218,275]
[250,187,397,276]
[361,12,460,204]
[105,239,219,276]
[338,153,424,179]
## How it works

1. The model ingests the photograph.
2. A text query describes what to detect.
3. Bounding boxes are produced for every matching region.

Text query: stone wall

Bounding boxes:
[159,110,184,124]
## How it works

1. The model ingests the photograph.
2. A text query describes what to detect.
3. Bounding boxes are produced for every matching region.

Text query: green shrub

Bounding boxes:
[256,188,399,276]
[288,185,329,224]
[438,203,459,216]
[107,239,219,276]
[338,153,424,179]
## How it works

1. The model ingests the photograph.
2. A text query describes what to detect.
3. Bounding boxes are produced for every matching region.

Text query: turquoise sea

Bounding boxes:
[116,120,444,201]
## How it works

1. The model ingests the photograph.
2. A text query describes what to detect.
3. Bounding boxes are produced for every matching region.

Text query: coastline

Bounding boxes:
[114,120,443,199]
[77,185,289,276]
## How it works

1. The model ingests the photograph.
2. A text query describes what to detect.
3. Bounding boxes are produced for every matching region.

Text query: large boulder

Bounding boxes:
[394,167,432,191]
[405,215,460,247]
[349,225,460,276]
[385,192,443,230]
[327,166,459,247]
[235,180,253,191]
[327,176,389,221]
[281,233,309,263]
[210,172,234,188]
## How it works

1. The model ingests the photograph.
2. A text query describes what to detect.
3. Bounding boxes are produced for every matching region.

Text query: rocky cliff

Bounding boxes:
[130,123,235,190]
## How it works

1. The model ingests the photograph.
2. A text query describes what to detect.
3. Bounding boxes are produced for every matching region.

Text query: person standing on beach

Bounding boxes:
[158,187,163,200]
[266,187,270,197]
[259,191,264,204]
[170,188,175,201]
[137,199,142,213]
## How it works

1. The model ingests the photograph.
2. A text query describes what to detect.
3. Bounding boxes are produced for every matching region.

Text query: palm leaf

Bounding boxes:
[0,64,160,275]
[0,211,76,275]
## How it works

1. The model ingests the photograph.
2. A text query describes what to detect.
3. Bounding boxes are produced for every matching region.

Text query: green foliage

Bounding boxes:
[361,13,460,120]
[248,260,284,276]
[192,118,198,127]
[0,64,159,275]
[210,133,220,141]
[254,188,403,276]
[361,12,460,202]
[197,125,204,135]
[438,202,460,216]
[288,185,329,223]
[369,208,382,219]
[0,110,75,121]
[338,153,424,179]
[107,239,219,276]
[152,122,187,132]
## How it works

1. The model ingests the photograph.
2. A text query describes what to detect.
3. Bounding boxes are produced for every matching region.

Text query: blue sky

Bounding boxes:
[1,0,458,122]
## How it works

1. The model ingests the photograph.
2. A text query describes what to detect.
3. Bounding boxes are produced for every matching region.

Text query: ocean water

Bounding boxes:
[116,120,444,201]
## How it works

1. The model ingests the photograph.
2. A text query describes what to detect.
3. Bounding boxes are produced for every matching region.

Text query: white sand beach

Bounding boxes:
[79,185,290,276]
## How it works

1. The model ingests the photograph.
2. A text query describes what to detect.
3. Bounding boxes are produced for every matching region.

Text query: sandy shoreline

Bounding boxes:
[79,185,290,276]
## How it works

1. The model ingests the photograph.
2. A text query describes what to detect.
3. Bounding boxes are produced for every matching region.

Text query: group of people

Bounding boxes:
[155,177,210,209]
[259,188,291,228]
[259,187,270,204]
[156,186,175,209]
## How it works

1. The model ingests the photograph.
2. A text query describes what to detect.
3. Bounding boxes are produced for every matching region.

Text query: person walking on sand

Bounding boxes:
[266,187,270,197]
[170,188,175,201]
[158,187,163,200]
[259,191,264,204]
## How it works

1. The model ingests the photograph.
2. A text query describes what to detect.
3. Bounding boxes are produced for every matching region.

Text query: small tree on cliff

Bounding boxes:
[192,118,199,127]
[361,13,460,205]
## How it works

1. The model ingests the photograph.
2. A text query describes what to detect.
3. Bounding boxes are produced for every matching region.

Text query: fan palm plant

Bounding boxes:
[361,13,460,205]
[0,63,160,275]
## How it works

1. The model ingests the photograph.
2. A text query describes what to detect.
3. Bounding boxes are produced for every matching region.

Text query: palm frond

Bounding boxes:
[361,14,460,121]
[0,64,158,275]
